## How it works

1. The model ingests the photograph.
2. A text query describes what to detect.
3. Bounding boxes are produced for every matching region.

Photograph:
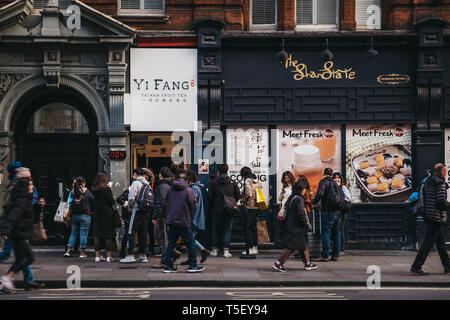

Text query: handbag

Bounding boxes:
[54,191,72,223]
[220,186,239,215]
[277,203,287,221]
[256,188,268,210]
[32,212,47,244]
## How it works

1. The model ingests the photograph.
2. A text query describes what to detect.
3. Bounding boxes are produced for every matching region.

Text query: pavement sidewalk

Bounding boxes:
[0,249,449,288]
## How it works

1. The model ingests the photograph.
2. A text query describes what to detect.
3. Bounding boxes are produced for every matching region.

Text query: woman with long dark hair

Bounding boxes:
[332,172,351,254]
[240,166,262,255]
[64,176,94,259]
[279,171,295,212]
[273,180,318,272]
[91,173,116,262]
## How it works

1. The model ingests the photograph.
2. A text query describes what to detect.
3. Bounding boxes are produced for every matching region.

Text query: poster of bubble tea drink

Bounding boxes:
[346,124,412,203]
[226,126,270,202]
[277,126,342,197]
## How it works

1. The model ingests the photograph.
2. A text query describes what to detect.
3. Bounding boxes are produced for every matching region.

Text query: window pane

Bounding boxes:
[316,0,336,25]
[27,103,89,134]
[34,0,49,9]
[120,0,141,10]
[356,0,381,27]
[34,0,72,9]
[144,0,163,10]
[296,0,313,25]
[252,0,276,25]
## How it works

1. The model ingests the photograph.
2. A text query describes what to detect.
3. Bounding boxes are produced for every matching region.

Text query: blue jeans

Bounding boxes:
[1,239,34,284]
[211,214,233,250]
[165,225,197,269]
[321,211,341,259]
[191,228,206,251]
[67,214,91,249]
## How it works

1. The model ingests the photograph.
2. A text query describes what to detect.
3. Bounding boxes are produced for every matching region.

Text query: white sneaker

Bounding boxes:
[210,249,218,257]
[137,256,148,263]
[1,276,15,291]
[106,257,114,263]
[120,256,136,263]
[95,256,106,262]
[223,249,232,258]
[241,247,258,255]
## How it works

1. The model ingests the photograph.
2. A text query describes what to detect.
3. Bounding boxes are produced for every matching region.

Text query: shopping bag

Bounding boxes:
[54,200,67,223]
[257,220,270,244]
[256,188,268,210]
[277,203,287,221]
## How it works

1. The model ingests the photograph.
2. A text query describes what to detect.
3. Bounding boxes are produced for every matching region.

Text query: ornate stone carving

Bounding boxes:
[0,74,28,96]
[80,74,109,107]
[99,146,111,173]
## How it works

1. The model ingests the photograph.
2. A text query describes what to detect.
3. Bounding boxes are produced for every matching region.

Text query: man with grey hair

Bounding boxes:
[411,163,450,275]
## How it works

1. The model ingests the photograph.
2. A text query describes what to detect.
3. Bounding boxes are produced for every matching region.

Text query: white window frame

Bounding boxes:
[295,0,339,31]
[249,0,277,31]
[355,0,381,30]
[118,0,165,16]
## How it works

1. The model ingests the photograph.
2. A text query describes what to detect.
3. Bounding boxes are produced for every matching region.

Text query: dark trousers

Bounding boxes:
[8,239,35,275]
[165,225,197,268]
[128,211,148,255]
[412,220,450,271]
[156,218,168,263]
[95,237,113,251]
[211,213,233,250]
[120,218,130,255]
[147,218,155,255]
[243,209,258,248]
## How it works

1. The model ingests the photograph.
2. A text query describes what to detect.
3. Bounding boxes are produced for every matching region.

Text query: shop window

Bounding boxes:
[118,0,164,15]
[296,0,338,30]
[250,0,277,30]
[356,0,381,30]
[27,103,89,134]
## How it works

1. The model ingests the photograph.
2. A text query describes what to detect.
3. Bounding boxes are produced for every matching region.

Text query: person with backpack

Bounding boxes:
[180,170,210,265]
[91,173,116,262]
[332,172,352,254]
[312,168,344,262]
[163,170,203,273]
[63,176,94,259]
[273,180,318,272]
[142,168,156,256]
[240,166,262,256]
[411,163,450,275]
[120,168,153,264]
[208,164,241,258]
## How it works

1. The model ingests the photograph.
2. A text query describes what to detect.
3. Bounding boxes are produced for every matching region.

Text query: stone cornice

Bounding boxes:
[0,0,33,31]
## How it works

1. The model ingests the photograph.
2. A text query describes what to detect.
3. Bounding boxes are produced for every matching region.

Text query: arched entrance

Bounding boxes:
[12,87,99,244]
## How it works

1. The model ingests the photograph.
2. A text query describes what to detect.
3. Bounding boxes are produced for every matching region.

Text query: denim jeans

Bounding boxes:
[67,214,91,249]
[1,239,34,283]
[191,228,206,251]
[211,213,233,250]
[321,211,341,258]
[165,225,197,269]
[8,239,35,275]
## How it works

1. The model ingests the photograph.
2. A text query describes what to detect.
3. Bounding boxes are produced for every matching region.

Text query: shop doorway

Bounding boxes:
[132,133,189,181]
[13,91,98,244]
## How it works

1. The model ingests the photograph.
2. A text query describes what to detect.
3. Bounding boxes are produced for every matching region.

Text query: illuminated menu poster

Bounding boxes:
[445,129,450,201]
[226,127,270,202]
[346,125,412,203]
[277,126,342,197]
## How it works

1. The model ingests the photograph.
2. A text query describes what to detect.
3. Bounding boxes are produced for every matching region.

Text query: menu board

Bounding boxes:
[346,125,412,203]
[277,125,342,197]
[226,127,270,202]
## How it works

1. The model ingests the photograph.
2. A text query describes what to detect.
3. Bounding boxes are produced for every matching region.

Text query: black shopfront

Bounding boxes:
[195,18,450,249]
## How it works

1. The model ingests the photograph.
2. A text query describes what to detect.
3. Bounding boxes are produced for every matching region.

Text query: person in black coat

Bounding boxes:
[0,177,36,291]
[91,173,116,262]
[411,163,450,275]
[273,180,318,272]
[116,188,130,258]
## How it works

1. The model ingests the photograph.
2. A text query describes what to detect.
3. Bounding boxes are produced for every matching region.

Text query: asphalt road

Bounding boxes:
[1,286,450,300]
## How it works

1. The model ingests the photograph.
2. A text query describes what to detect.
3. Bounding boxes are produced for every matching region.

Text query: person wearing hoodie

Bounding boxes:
[411,163,450,276]
[179,170,210,265]
[163,170,203,273]
[240,166,262,255]
[120,168,151,264]
[208,164,241,258]
[151,167,181,269]
[0,177,36,292]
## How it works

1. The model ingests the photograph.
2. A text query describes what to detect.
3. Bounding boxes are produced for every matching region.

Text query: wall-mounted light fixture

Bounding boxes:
[367,37,378,59]
[276,38,288,64]
[321,38,333,62]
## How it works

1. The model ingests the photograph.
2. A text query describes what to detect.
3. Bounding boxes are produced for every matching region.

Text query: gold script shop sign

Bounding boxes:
[377,74,410,85]
[284,54,356,81]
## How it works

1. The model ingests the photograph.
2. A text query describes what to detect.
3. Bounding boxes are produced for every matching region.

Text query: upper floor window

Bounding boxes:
[34,0,72,10]
[356,0,381,30]
[250,0,277,30]
[296,0,338,30]
[119,0,164,15]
